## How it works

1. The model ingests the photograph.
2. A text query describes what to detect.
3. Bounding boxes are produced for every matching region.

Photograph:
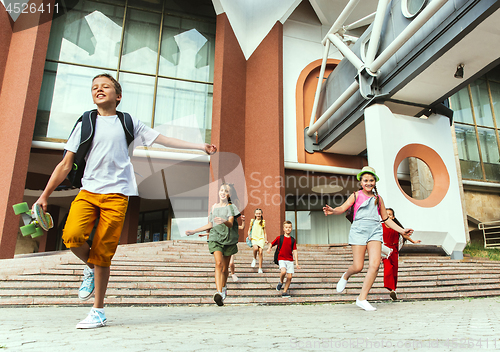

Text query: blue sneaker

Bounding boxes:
[78,266,95,301]
[76,308,107,329]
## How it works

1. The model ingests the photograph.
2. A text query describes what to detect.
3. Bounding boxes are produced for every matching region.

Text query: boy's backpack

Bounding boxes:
[64,109,134,188]
[273,235,296,265]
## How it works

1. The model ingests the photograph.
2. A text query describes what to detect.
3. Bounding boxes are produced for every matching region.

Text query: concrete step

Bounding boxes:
[1,240,499,306]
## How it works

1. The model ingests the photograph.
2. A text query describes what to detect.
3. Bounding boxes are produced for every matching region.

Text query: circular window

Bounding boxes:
[393,144,449,208]
[397,157,434,200]
[402,0,427,18]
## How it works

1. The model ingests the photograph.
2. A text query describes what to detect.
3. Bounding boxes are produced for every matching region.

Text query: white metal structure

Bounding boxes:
[307,0,448,137]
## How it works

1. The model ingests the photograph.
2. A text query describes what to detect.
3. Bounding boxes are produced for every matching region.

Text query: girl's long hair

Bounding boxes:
[221,183,240,209]
[253,208,265,228]
[358,172,379,206]
[386,207,406,244]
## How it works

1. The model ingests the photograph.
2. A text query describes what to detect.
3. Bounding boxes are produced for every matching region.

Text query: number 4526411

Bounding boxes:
[5,2,59,14]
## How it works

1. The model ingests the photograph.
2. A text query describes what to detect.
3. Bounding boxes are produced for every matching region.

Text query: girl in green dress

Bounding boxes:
[186,183,240,306]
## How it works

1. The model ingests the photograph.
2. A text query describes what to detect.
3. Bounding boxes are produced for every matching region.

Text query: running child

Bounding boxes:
[267,220,300,298]
[186,183,240,306]
[323,166,413,311]
[248,208,268,273]
[383,207,421,300]
[35,73,216,329]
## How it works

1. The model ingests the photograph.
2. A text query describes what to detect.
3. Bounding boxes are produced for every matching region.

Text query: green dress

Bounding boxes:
[208,203,240,245]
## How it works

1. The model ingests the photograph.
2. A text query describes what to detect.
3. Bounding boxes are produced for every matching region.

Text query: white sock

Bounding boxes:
[93,308,104,314]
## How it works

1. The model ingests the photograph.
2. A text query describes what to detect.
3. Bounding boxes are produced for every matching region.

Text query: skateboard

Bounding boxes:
[12,202,53,238]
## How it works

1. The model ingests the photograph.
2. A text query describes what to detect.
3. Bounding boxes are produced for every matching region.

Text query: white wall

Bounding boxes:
[364,104,467,256]
[283,10,343,163]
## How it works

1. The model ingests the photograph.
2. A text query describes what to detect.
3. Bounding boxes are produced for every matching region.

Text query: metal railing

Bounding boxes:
[307,0,449,137]
[479,221,500,248]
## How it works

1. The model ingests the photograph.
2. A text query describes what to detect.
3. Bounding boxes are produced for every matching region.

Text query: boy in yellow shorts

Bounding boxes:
[36,73,216,329]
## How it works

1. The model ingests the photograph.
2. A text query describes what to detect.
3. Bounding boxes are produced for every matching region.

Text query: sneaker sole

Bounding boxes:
[76,320,107,329]
[78,288,95,301]
[213,293,224,306]
[390,291,397,301]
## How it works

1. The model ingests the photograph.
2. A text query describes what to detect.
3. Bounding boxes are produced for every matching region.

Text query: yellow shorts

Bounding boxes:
[62,190,128,267]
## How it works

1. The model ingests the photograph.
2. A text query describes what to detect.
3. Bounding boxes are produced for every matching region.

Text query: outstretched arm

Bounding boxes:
[153,135,217,155]
[379,197,414,235]
[186,222,213,236]
[36,151,75,211]
[323,192,356,216]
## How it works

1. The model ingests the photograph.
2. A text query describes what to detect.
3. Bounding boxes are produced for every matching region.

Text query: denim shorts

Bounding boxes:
[349,219,383,245]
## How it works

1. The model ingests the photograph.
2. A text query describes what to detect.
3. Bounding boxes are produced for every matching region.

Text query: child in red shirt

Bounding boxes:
[267,221,300,298]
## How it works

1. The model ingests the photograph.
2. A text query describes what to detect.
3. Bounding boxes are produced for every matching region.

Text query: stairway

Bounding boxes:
[1,240,500,306]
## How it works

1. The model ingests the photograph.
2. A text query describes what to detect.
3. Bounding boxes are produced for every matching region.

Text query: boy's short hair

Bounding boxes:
[92,73,122,96]
[283,220,293,227]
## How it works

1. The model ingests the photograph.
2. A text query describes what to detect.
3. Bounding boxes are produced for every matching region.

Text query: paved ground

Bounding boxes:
[1,297,500,351]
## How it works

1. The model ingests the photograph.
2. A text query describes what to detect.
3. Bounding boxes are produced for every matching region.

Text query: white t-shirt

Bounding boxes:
[65,114,160,196]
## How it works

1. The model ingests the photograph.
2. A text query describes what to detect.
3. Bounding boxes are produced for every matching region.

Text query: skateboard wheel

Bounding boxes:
[20,223,36,236]
[32,227,44,238]
[13,202,30,215]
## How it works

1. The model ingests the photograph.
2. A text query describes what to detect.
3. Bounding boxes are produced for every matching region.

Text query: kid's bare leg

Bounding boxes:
[344,245,366,280]
[283,273,293,292]
[221,255,230,288]
[258,247,263,269]
[252,245,258,260]
[358,241,381,300]
[280,268,286,283]
[94,265,110,308]
[213,251,225,292]
[70,242,94,269]
[229,255,235,275]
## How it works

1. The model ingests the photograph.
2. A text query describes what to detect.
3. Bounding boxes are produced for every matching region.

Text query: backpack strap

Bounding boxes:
[116,111,134,146]
[65,109,97,167]
[277,234,284,252]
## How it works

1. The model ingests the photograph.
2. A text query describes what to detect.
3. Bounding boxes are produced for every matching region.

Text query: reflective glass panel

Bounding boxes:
[46,1,124,69]
[450,87,474,124]
[121,9,161,75]
[154,77,212,143]
[477,127,500,182]
[118,73,156,126]
[470,79,495,127]
[489,81,500,126]
[42,64,114,139]
[455,124,483,180]
[159,15,215,82]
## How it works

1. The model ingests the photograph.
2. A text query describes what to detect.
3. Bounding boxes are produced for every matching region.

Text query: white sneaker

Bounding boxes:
[258,268,263,274]
[251,258,256,268]
[336,272,348,293]
[76,308,107,329]
[231,274,238,282]
[356,298,376,311]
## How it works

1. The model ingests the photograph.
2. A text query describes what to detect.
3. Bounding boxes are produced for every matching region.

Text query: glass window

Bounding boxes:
[455,124,483,180]
[489,81,500,121]
[477,127,500,182]
[118,73,156,126]
[154,78,212,143]
[450,64,500,183]
[450,87,474,124]
[121,9,161,75]
[46,1,124,69]
[470,79,495,127]
[36,0,215,144]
